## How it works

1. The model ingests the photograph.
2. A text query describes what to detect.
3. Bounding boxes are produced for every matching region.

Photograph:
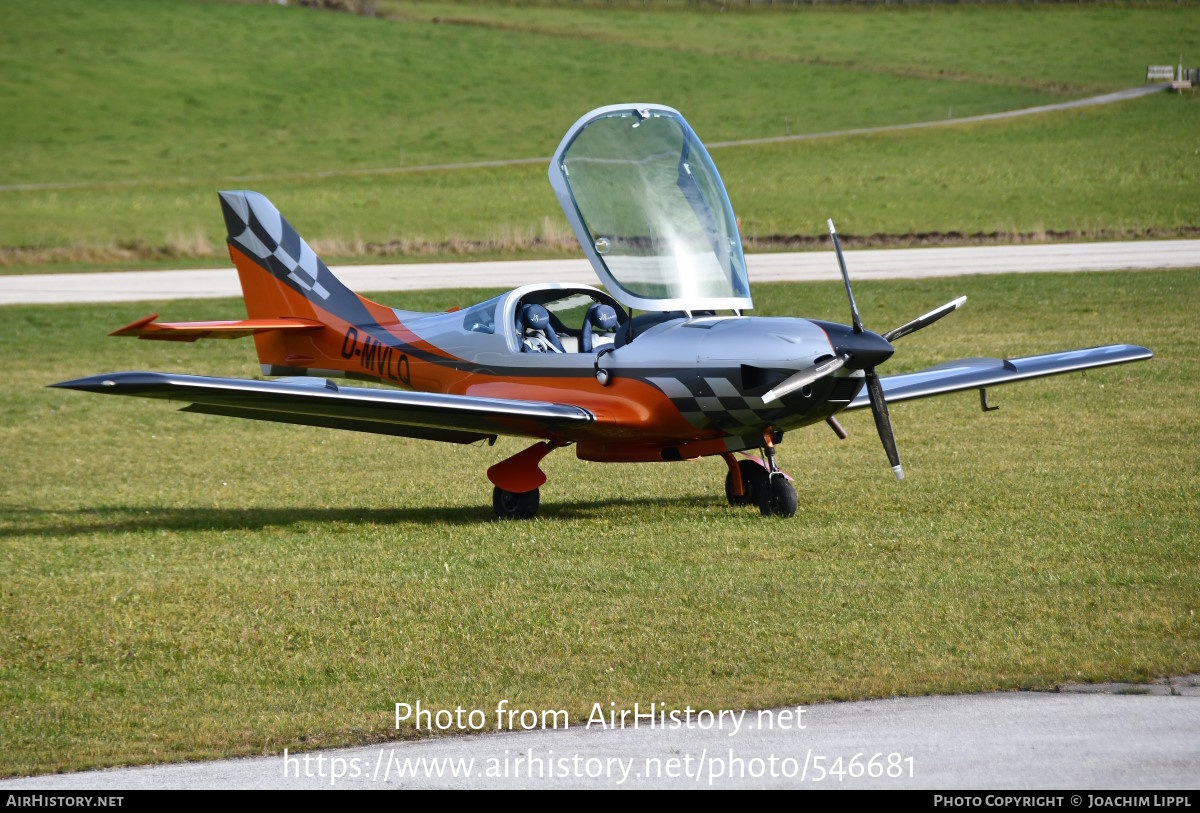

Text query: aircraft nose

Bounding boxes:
[824,323,895,369]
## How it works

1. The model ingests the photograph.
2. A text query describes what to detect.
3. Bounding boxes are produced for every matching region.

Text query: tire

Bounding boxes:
[493,486,540,520]
[725,459,769,506]
[758,476,797,518]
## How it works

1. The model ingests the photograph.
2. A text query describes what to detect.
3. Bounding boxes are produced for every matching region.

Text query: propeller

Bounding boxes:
[762,219,966,482]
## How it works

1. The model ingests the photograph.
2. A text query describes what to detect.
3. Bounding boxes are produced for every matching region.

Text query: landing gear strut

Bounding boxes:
[758,429,797,518]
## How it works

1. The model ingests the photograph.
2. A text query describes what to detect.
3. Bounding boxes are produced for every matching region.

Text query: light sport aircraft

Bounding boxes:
[54,104,1152,519]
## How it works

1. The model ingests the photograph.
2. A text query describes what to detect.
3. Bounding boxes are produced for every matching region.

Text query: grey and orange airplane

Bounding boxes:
[54,104,1152,519]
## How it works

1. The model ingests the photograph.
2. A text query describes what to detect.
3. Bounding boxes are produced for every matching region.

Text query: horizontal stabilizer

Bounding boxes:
[110,313,325,342]
[50,371,593,444]
[846,344,1152,409]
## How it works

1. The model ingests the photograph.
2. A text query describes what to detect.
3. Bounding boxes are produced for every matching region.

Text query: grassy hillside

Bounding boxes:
[383,1,1198,92]
[0,0,1065,186]
[1,0,1196,269]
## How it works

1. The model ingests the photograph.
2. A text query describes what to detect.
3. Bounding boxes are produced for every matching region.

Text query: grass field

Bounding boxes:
[1,0,1197,269]
[2,269,1197,776]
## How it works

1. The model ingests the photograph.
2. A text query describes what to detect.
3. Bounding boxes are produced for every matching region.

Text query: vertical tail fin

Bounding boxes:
[218,190,389,374]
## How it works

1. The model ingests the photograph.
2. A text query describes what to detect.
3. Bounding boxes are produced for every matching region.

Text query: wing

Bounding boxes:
[845,344,1152,410]
[50,372,593,445]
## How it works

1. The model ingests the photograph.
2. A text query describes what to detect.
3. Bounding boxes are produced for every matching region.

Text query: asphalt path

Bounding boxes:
[2,240,1199,306]
[2,679,1197,789]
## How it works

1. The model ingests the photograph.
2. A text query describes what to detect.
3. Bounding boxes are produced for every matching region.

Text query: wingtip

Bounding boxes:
[48,371,164,393]
[49,374,120,392]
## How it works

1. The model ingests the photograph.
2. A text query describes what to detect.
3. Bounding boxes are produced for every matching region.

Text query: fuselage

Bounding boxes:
[256,280,866,462]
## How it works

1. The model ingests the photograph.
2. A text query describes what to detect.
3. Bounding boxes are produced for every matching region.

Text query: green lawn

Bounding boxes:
[722,91,1200,240]
[2,269,1196,776]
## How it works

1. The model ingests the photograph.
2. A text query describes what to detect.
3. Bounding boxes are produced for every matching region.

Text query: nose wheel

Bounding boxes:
[758,476,797,518]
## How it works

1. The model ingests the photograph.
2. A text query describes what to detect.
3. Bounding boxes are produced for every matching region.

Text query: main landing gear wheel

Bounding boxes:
[758,476,797,518]
[725,460,769,506]
[493,486,540,520]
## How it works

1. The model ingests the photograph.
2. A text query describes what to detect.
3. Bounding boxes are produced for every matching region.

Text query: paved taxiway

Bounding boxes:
[2,240,1198,306]
[2,679,1197,789]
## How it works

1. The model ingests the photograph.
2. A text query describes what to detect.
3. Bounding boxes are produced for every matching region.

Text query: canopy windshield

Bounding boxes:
[549,105,752,312]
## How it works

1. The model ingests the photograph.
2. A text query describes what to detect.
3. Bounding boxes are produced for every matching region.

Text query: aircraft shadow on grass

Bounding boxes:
[2,495,716,538]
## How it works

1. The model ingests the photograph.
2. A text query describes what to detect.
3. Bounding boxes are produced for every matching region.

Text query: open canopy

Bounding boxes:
[549,104,753,313]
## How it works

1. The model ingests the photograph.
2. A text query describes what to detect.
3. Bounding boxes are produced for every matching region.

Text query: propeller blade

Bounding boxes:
[864,367,904,480]
[883,295,968,343]
[827,219,864,334]
[761,355,846,405]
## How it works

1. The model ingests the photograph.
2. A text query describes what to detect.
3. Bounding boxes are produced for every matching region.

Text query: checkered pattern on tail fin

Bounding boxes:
[218,190,356,306]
